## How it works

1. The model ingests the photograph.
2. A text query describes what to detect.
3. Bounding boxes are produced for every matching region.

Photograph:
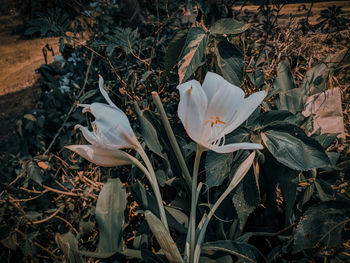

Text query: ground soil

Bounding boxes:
[0,15,59,153]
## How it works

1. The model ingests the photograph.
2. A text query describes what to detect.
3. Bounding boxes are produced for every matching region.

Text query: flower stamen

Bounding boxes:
[204,116,226,127]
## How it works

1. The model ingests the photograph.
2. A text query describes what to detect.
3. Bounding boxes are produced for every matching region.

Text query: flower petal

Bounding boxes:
[202,72,244,105]
[203,75,245,122]
[210,142,263,154]
[99,75,118,108]
[66,145,131,167]
[89,102,138,149]
[200,77,245,143]
[222,90,267,135]
[177,80,208,142]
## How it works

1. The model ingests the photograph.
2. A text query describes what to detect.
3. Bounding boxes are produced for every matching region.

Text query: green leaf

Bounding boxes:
[26,161,43,186]
[144,210,182,263]
[106,27,139,55]
[231,161,260,231]
[134,106,168,161]
[201,241,266,263]
[209,18,250,35]
[314,179,334,202]
[299,49,350,96]
[177,27,208,83]
[261,124,331,171]
[247,68,265,87]
[293,201,350,253]
[165,30,188,73]
[141,249,168,263]
[96,178,126,253]
[215,40,244,86]
[205,151,233,188]
[251,110,298,130]
[55,232,84,263]
[131,181,188,234]
[273,61,302,113]
[312,133,338,149]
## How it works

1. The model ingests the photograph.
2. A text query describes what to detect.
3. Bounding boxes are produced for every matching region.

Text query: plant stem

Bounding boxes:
[136,144,169,232]
[151,92,192,188]
[189,144,204,262]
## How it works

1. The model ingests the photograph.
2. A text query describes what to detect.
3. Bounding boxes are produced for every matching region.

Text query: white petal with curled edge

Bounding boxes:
[75,124,100,146]
[222,90,267,135]
[65,145,132,167]
[177,80,208,142]
[89,102,138,148]
[98,76,118,108]
[210,142,263,154]
[202,72,244,105]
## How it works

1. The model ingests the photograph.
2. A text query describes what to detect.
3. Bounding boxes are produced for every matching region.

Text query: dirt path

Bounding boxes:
[0,15,60,152]
[0,15,60,96]
[233,1,350,23]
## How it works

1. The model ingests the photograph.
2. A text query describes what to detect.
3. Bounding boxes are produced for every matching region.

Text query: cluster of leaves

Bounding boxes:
[1,1,350,262]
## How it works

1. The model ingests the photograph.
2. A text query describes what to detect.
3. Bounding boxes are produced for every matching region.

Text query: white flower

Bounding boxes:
[66,76,140,166]
[177,72,266,153]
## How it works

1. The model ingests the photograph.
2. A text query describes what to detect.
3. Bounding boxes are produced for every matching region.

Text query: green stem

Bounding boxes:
[151,92,192,189]
[136,144,169,232]
[189,144,204,262]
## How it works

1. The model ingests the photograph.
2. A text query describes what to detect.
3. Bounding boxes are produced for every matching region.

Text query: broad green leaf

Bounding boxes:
[165,206,188,230]
[201,241,266,263]
[209,18,250,35]
[55,232,84,263]
[144,210,182,263]
[261,124,331,171]
[293,201,350,253]
[178,27,208,84]
[165,30,188,73]
[215,40,244,86]
[273,60,295,92]
[251,110,298,130]
[205,151,233,188]
[273,61,302,113]
[96,178,126,253]
[26,161,43,186]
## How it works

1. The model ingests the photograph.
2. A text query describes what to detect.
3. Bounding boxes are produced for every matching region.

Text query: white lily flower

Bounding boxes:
[66,76,140,166]
[177,72,267,153]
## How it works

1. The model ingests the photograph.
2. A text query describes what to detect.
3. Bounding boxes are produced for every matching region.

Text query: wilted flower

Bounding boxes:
[67,76,140,166]
[177,72,267,153]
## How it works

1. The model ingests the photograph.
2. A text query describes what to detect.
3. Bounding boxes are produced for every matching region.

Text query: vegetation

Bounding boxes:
[0,1,350,262]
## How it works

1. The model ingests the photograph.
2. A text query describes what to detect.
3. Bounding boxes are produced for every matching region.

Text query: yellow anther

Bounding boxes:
[204,116,226,127]
[94,124,98,132]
